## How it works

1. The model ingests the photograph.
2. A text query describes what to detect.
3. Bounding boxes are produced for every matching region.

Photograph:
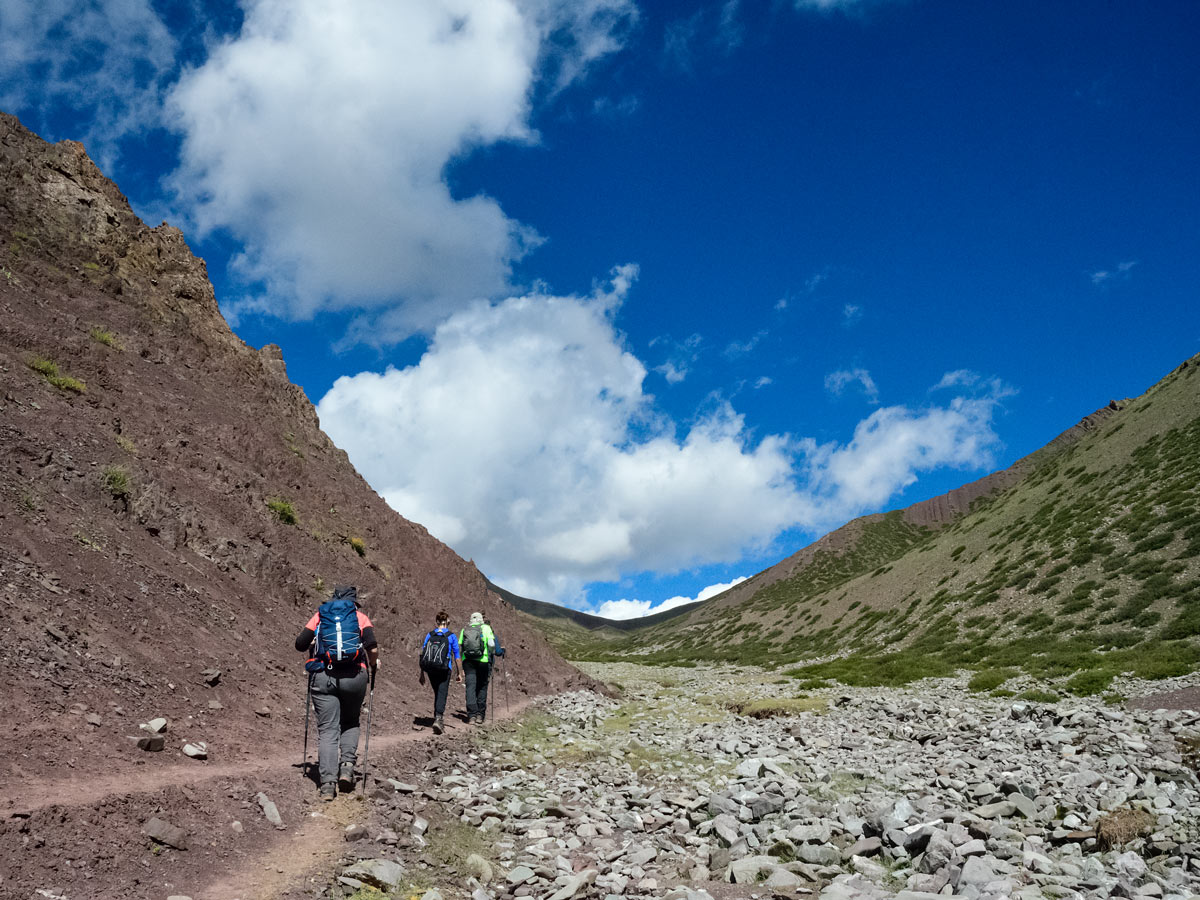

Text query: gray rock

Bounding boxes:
[137,735,165,752]
[465,853,493,883]
[845,836,882,858]
[971,800,1017,819]
[182,741,207,759]
[507,865,536,885]
[421,891,444,900]
[345,824,368,841]
[546,868,596,900]
[143,817,188,850]
[411,815,429,837]
[727,854,778,884]
[256,792,284,829]
[955,855,996,887]
[141,717,168,733]
[343,859,405,890]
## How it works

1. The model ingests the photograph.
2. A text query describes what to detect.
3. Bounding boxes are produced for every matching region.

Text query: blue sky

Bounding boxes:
[3,0,1198,617]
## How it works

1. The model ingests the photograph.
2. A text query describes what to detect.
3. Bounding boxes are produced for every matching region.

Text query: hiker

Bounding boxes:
[459,612,496,724]
[484,617,507,662]
[296,584,379,800]
[418,610,462,734]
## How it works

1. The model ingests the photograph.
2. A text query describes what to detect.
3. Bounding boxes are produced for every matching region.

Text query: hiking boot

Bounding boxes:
[432,716,444,735]
[337,764,355,792]
[319,783,336,802]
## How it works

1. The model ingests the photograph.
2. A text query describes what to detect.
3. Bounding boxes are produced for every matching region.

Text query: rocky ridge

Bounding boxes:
[324,665,1200,900]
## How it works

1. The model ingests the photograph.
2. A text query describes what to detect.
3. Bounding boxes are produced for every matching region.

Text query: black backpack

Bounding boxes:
[420,630,451,672]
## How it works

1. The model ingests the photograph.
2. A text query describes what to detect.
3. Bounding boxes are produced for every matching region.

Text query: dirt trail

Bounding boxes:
[0,696,535,900]
[4,696,532,817]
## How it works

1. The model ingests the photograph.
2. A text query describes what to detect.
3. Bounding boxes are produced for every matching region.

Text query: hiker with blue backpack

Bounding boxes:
[460,612,497,724]
[418,610,461,734]
[296,585,379,800]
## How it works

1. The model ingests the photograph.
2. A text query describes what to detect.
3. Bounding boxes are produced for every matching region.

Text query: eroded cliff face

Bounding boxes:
[0,111,590,788]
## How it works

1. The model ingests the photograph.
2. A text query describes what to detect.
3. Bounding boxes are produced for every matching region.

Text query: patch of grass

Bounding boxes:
[967,667,1018,693]
[115,434,136,454]
[267,497,297,525]
[28,355,87,393]
[734,697,827,718]
[425,817,494,871]
[349,536,366,557]
[1064,669,1115,696]
[102,465,130,498]
[88,326,122,349]
[1096,808,1154,850]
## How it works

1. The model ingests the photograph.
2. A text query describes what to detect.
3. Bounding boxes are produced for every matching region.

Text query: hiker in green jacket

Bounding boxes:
[459,612,496,724]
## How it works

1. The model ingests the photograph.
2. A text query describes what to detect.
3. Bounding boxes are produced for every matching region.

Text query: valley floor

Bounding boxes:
[6,664,1200,900]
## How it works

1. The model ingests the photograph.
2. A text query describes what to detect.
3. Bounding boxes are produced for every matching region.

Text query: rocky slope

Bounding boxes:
[293,664,1200,900]
[0,111,589,803]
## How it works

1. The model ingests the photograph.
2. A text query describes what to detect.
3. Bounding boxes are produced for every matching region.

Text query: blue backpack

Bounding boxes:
[306,587,363,673]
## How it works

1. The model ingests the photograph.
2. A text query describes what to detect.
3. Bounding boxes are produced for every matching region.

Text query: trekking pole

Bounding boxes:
[503,655,510,715]
[302,673,312,780]
[360,667,375,796]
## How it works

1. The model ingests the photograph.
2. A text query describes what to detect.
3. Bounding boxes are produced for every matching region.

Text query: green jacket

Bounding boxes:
[459,623,496,663]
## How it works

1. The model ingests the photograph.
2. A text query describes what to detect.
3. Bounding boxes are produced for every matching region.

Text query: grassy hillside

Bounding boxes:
[551,353,1200,697]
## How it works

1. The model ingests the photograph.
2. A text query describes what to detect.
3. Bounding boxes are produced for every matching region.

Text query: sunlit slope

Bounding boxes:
[563,354,1200,690]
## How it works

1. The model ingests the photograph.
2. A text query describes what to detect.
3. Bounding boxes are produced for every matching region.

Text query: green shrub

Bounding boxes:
[1064,669,1115,696]
[349,536,366,557]
[967,667,1018,692]
[267,497,297,525]
[102,465,130,498]
[89,326,122,349]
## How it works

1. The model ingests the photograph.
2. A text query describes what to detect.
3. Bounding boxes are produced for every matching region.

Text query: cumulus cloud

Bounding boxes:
[318,269,1011,602]
[593,576,747,619]
[798,384,1011,525]
[842,303,863,325]
[825,367,880,403]
[651,333,703,384]
[166,0,635,337]
[0,0,177,166]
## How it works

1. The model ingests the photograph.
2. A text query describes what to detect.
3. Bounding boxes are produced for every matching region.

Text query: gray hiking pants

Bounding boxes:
[309,667,368,785]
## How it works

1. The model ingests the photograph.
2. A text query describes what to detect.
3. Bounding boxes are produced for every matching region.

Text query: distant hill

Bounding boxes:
[488,578,701,633]
[0,112,589,788]
[536,353,1200,696]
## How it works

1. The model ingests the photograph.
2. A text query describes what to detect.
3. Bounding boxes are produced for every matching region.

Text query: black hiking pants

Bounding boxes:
[428,668,450,718]
[463,658,490,718]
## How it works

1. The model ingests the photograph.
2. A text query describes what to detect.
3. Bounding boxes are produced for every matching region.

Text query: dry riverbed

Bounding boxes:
[312,663,1200,900]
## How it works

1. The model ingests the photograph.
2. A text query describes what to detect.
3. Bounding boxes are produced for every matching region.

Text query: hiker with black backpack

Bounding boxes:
[459,612,496,724]
[418,610,461,734]
[295,585,379,801]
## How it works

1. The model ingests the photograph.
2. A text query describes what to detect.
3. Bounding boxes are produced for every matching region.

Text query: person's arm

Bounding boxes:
[359,612,379,671]
[451,633,463,682]
[295,612,319,651]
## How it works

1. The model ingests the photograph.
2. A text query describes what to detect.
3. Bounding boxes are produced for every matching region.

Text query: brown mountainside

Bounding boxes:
[0,112,587,792]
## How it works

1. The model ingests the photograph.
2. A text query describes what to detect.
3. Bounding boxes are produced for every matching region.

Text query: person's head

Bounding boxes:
[469,611,484,626]
[435,611,449,627]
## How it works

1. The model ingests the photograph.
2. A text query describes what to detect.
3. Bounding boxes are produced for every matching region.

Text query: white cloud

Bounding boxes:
[824,367,879,403]
[166,0,635,338]
[724,330,766,358]
[799,385,1011,524]
[842,302,863,325]
[754,376,773,389]
[0,0,177,167]
[794,0,885,11]
[593,576,747,619]
[318,268,1011,603]
[651,333,703,384]
[1090,259,1138,287]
